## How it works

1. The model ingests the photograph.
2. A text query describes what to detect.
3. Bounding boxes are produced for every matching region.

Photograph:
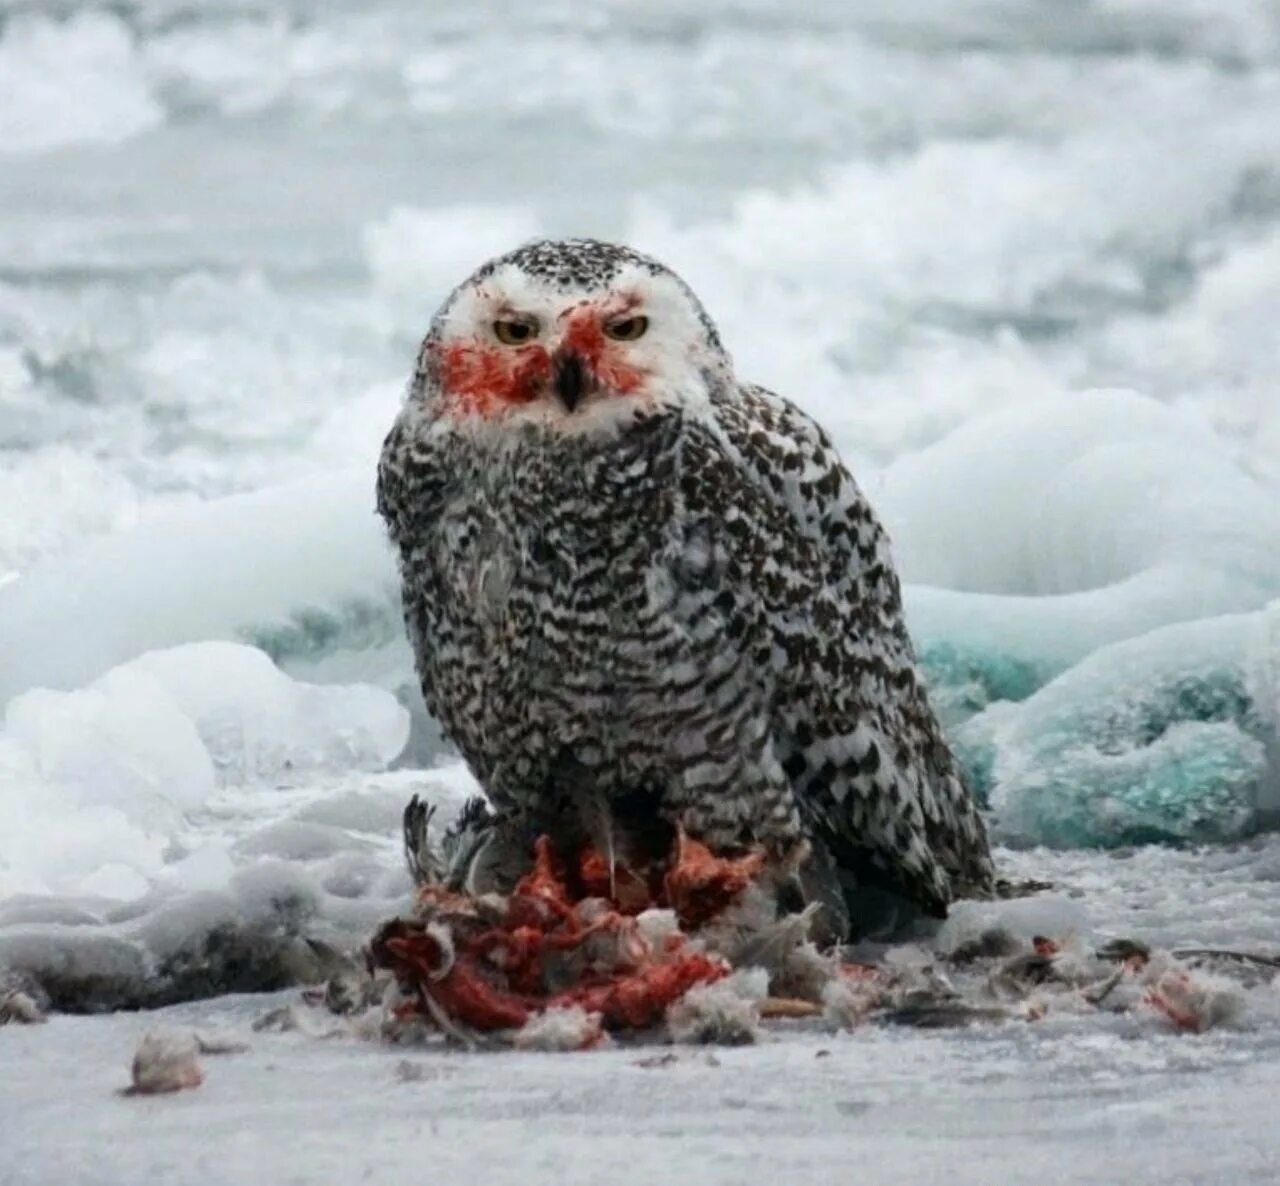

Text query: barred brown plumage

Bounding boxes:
[377,238,992,937]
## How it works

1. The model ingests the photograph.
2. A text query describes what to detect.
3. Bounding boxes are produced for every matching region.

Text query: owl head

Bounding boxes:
[412,239,732,431]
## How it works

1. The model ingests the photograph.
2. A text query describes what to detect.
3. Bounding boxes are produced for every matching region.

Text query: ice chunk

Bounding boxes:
[127,642,410,783]
[909,564,1268,719]
[5,642,409,798]
[879,390,1280,597]
[0,642,409,900]
[977,603,1280,848]
[890,391,1280,708]
[0,727,174,900]
[6,666,215,821]
[0,471,400,705]
[917,642,1048,730]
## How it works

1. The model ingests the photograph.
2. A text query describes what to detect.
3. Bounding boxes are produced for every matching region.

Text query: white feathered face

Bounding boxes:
[419,240,729,431]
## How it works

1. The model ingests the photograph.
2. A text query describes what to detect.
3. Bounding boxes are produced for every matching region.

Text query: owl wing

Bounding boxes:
[376,406,448,552]
[683,384,992,916]
[377,405,500,790]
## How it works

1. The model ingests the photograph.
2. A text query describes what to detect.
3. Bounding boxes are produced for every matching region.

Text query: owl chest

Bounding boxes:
[425,480,672,673]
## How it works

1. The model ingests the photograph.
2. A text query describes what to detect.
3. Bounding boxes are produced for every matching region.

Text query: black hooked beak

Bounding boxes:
[552,350,588,412]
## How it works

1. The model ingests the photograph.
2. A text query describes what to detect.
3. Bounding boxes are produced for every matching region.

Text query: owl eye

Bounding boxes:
[493,318,539,345]
[603,315,649,342]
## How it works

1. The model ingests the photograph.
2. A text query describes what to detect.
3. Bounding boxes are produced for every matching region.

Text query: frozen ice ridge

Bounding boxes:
[969,600,1280,847]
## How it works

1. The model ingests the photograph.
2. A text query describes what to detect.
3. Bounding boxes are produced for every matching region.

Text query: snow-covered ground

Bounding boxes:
[6,983,1280,1186]
[4,0,1280,1181]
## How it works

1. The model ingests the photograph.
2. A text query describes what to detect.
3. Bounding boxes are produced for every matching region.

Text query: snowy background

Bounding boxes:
[2,1,1280,1181]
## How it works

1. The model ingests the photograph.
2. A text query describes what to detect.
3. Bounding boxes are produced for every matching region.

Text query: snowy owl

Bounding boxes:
[378,239,992,937]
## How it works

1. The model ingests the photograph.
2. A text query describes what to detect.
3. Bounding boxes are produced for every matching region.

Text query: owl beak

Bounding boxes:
[552,350,588,412]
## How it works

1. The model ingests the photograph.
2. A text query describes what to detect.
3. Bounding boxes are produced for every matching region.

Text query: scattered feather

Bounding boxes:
[822,976,881,1029]
[0,990,46,1025]
[667,968,767,1045]
[402,794,442,886]
[511,1006,605,1052]
[1142,958,1243,1033]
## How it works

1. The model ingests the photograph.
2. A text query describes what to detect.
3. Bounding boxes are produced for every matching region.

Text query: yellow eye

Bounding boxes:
[493,318,538,345]
[603,315,648,342]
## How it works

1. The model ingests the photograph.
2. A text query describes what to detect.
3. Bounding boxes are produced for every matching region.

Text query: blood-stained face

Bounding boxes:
[414,240,730,432]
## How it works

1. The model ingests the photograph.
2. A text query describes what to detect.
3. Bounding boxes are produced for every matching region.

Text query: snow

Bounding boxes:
[6,841,1280,1178]
[0,13,163,156]
[4,982,1280,1186]
[364,205,544,322]
[4,0,1280,1177]
[937,896,1092,953]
